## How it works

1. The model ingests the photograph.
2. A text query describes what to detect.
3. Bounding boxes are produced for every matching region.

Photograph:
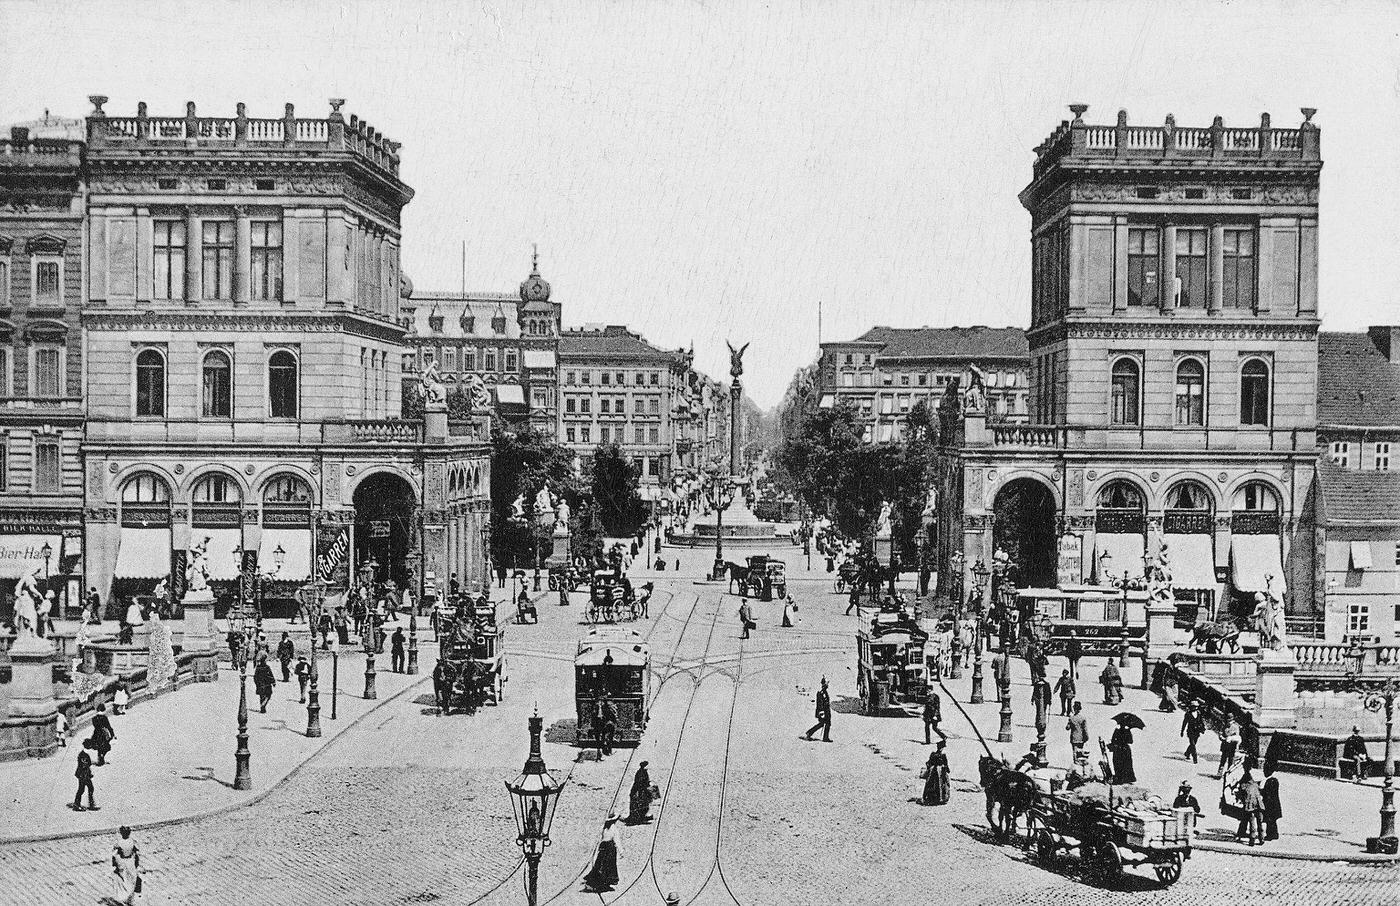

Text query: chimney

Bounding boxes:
[1368,326,1400,364]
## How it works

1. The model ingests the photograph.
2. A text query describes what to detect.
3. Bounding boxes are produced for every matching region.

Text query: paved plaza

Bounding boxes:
[0,545,1397,905]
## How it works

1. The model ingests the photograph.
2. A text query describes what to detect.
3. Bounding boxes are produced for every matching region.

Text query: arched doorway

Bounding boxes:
[992,478,1057,588]
[352,472,417,589]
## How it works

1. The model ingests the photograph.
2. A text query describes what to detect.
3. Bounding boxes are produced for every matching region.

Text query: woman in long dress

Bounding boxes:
[111,825,141,904]
[582,814,621,891]
[921,742,951,805]
[1109,721,1137,784]
[627,762,654,824]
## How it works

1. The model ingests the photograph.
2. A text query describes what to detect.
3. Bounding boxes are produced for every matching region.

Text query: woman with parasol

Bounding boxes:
[1108,712,1144,783]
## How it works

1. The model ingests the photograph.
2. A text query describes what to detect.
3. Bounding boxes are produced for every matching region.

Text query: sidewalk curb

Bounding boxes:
[0,670,433,847]
[1191,840,1400,864]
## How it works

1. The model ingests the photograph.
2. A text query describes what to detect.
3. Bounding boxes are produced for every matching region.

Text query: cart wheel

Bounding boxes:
[1090,840,1123,885]
[1153,853,1183,885]
[1035,829,1056,864]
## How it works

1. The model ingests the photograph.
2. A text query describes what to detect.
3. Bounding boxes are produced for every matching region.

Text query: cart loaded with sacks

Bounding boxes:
[1026,780,1193,887]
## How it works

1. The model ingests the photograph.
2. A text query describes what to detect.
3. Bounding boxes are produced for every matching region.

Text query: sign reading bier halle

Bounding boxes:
[316,524,352,592]
[1056,533,1083,588]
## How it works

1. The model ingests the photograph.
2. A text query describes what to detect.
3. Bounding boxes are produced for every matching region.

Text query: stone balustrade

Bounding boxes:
[0,131,83,166]
[991,423,1064,448]
[345,418,422,443]
[1292,641,1400,676]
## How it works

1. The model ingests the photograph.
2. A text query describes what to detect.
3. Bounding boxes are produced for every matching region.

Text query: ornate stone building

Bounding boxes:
[0,116,86,620]
[78,97,491,609]
[936,107,1322,624]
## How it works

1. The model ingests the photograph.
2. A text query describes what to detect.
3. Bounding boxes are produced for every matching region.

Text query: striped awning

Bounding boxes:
[1163,533,1218,591]
[114,528,171,580]
[1230,534,1286,594]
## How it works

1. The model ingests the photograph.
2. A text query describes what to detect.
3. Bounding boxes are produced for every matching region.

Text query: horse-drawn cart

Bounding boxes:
[1028,782,1192,886]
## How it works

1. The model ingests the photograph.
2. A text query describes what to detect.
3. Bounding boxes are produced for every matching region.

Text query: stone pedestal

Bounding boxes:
[425,405,447,443]
[0,634,59,760]
[544,529,571,568]
[181,591,219,682]
[1253,646,1299,750]
[1142,601,1177,689]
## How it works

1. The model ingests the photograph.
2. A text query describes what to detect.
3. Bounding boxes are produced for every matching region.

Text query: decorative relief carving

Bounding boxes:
[85,507,119,523]
[1068,470,1085,507]
[1066,514,1095,531]
[243,508,260,525]
[965,469,985,509]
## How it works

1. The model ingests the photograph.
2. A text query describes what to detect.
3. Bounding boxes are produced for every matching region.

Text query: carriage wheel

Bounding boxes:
[1034,829,1057,864]
[1153,853,1183,885]
[1089,840,1122,885]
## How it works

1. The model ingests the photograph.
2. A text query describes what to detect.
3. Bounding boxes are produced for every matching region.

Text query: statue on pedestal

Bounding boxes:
[420,360,447,409]
[726,340,749,379]
[12,567,41,640]
[874,501,894,539]
[962,365,986,413]
[554,497,572,537]
[466,373,491,412]
[510,494,527,520]
[187,536,212,595]
[1252,577,1288,653]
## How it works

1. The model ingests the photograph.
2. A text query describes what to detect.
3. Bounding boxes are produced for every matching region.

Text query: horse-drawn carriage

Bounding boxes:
[726,555,787,600]
[586,571,648,623]
[434,601,506,714]
[575,628,651,748]
[548,563,589,593]
[855,608,930,712]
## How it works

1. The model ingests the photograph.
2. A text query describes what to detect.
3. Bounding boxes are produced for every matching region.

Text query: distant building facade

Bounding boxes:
[816,326,1029,442]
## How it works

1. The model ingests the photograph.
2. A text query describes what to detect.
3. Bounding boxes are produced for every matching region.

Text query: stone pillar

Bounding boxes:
[1253,647,1299,750]
[963,410,988,446]
[184,206,201,303]
[1142,600,1177,689]
[2,635,59,760]
[233,206,251,303]
[1208,223,1225,313]
[181,589,219,682]
[1161,223,1177,311]
[425,409,447,443]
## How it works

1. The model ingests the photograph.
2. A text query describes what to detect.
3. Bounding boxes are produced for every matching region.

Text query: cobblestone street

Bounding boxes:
[1,548,1397,905]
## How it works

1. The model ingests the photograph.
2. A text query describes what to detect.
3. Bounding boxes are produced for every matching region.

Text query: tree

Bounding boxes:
[489,428,583,568]
[401,381,425,419]
[589,444,647,537]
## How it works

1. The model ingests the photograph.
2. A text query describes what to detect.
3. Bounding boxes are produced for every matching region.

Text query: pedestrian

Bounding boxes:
[86,586,103,624]
[110,825,141,904]
[845,586,860,616]
[591,702,607,760]
[1343,726,1370,782]
[1235,769,1265,846]
[1108,716,1137,783]
[277,632,295,682]
[738,600,754,639]
[334,607,350,645]
[804,677,832,742]
[1053,669,1075,716]
[674,558,680,572]
[1240,713,1260,764]
[781,595,797,628]
[294,655,311,703]
[600,696,618,756]
[449,572,461,599]
[254,658,276,713]
[627,761,654,824]
[391,626,406,673]
[255,632,271,664]
[1181,702,1206,763]
[582,814,621,892]
[91,704,115,765]
[496,564,507,589]
[1262,766,1282,841]
[1172,781,1202,816]
[226,627,245,671]
[55,709,69,748]
[921,741,951,806]
[1066,702,1089,768]
[1098,659,1122,705]
[922,690,943,744]
[1216,716,1241,779]
[1065,635,1083,680]
[113,683,130,715]
[559,584,570,607]
[318,611,332,650]
[72,740,98,811]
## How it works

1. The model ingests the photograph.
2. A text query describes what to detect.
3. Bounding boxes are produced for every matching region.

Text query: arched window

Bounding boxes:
[201,349,232,418]
[1110,358,1140,426]
[1240,359,1270,426]
[135,349,166,417]
[121,472,170,502]
[263,474,312,503]
[1174,359,1205,426]
[1233,481,1279,512]
[191,472,239,503]
[1165,481,1212,511]
[268,350,298,419]
[1096,480,1144,511]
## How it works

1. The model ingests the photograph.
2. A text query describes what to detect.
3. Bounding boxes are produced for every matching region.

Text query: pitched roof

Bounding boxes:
[1317,458,1400,526]
[558,327,676,363]
[1318,331,1400,427]
[853,326,1028,360]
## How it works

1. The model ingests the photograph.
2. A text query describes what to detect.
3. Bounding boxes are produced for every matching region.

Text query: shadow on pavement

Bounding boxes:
[545,718,578,745]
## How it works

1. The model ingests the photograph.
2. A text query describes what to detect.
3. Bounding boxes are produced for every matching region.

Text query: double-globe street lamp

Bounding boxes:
[1347,674,1399,854]
[232,603,255,790]
[997,576,1016,744]
[506,709,566,906]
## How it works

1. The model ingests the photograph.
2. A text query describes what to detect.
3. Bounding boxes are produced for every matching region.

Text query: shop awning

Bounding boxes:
[522,350,555,369]
[1350,541,1373,570]
[1230,534,1286,594]
[0,534,63,580]
[1093,533,1145,582]
[114,529,171,580]
[258,529,312,582]
[188,528,243,581]
[1163,533,1217,590]
[494,384,526,406]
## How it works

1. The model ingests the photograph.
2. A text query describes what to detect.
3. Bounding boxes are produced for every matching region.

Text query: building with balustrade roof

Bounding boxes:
[75,96,491,612]
[934,106,1323,628]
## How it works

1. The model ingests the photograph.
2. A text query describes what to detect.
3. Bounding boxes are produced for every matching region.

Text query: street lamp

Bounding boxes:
[1118,569,1131,669]
[949,551,965,680]
[970,559,989,704]
[1349,674,1399,854]
[302,581,323,739]
[232,605,254,790]
[703,464,736,580]
[506,709,566,906]
[997,578,1015,743]
[362,609,378,701]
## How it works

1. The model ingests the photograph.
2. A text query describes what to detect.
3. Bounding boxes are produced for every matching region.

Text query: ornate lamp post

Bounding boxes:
[970,559,989,704]
[506,709,566,906]
[1350,674,1399,853]
[703,464,736,580]
[232,606,253,790]
[304,581,323,738]
[949,551,965,680]
[997,579,1015,743]
[407,600,420,675]
[1118,569,1131,669]
[362,613,378,700]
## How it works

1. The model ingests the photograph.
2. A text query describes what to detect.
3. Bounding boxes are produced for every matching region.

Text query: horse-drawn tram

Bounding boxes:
[574,628,651,747]
[434,600,506,714]
[1015,586,1149,656]
[855,607,930,713]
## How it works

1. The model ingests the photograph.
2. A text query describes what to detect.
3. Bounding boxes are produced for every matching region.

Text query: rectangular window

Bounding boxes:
[1348,603,1370,635]
[1222,228,1256,309]
[635,427,645,444]
[566,371,575,385]
[1174,227,1208,307]
[566,427,576,443]
[635,397,645,414]
[1127,228,1160,306]
[463,349,476,371]
[153,221,186,300]
[880,396,892,415]
[900,374,910,386]
[601,372,610,385]
[898,394,911,412]
[918,374,927,386]
[1330,442,1351,468]
[580,397,591,414]
[34,439,59,493]
[443,348,456,371]
[581,426,591,443]
[649,398,659,415]
[649,427,659,444]
[0,259,8,308]
[581,371,591,385]
[616,372,625,385]
[201,221,234,300]
[484,349,497,372]
[600,398,611,414]
[650,372,659,386]
[33,347,60,398]
[531,388,548,408]
[250,221,283,301]
[566,397,576,414]
[649,457,660,477]
[34,259,61,306]
[1375,443,1391,471]
[505,350,518,372]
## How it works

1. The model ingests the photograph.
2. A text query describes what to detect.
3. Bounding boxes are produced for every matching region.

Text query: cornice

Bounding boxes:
[1027,318,1319,344]
[80,309,406,343]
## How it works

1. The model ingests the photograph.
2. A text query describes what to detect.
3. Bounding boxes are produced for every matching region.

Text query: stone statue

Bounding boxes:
[554,497,572,533]
[874,501,893,538]
[726,340,750,380]
[921,487,938,519]
[1252,578,1288,653]
[534,484,557,521]
[1145,530,1174,607]
[187,536,212,594]
[420,360,447,409]
[466,373,491,411]
[510,494,527,520]
[12,567,40,638]
[962,364,986,413]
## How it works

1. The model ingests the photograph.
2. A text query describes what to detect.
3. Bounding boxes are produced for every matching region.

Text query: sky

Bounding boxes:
[3,0,1399,407]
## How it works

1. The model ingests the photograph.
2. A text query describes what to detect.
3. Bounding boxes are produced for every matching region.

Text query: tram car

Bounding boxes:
[1016,586,1150,657]
[434,600,507,714]
[574,628,651,747]
[856,607,931,713]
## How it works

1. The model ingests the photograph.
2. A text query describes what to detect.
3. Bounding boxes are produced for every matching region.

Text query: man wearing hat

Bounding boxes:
[1342,726,1370,783]
[1172,781,1201,816]
[804,677,832,742]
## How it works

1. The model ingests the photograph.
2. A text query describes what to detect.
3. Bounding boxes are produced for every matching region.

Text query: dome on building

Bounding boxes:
[519,247,551,303]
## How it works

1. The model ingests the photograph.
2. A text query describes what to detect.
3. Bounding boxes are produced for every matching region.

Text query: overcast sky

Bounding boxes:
[3,0,1398,406]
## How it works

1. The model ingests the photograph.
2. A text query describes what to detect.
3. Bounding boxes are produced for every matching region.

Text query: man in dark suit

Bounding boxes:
[804,678,832,742]
[923,691,943,744]
[73,740,99,811]
[1262,767,1282,841]
[90,705,115,766]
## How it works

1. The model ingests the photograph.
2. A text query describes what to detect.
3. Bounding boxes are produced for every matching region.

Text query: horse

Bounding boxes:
[978,755,1040,841]
[724,562,752,595]
[1191,617,1242,654]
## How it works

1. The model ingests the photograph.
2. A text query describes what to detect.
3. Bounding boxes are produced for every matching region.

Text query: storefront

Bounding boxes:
[113,473,173,615]
[0,534,64,624]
